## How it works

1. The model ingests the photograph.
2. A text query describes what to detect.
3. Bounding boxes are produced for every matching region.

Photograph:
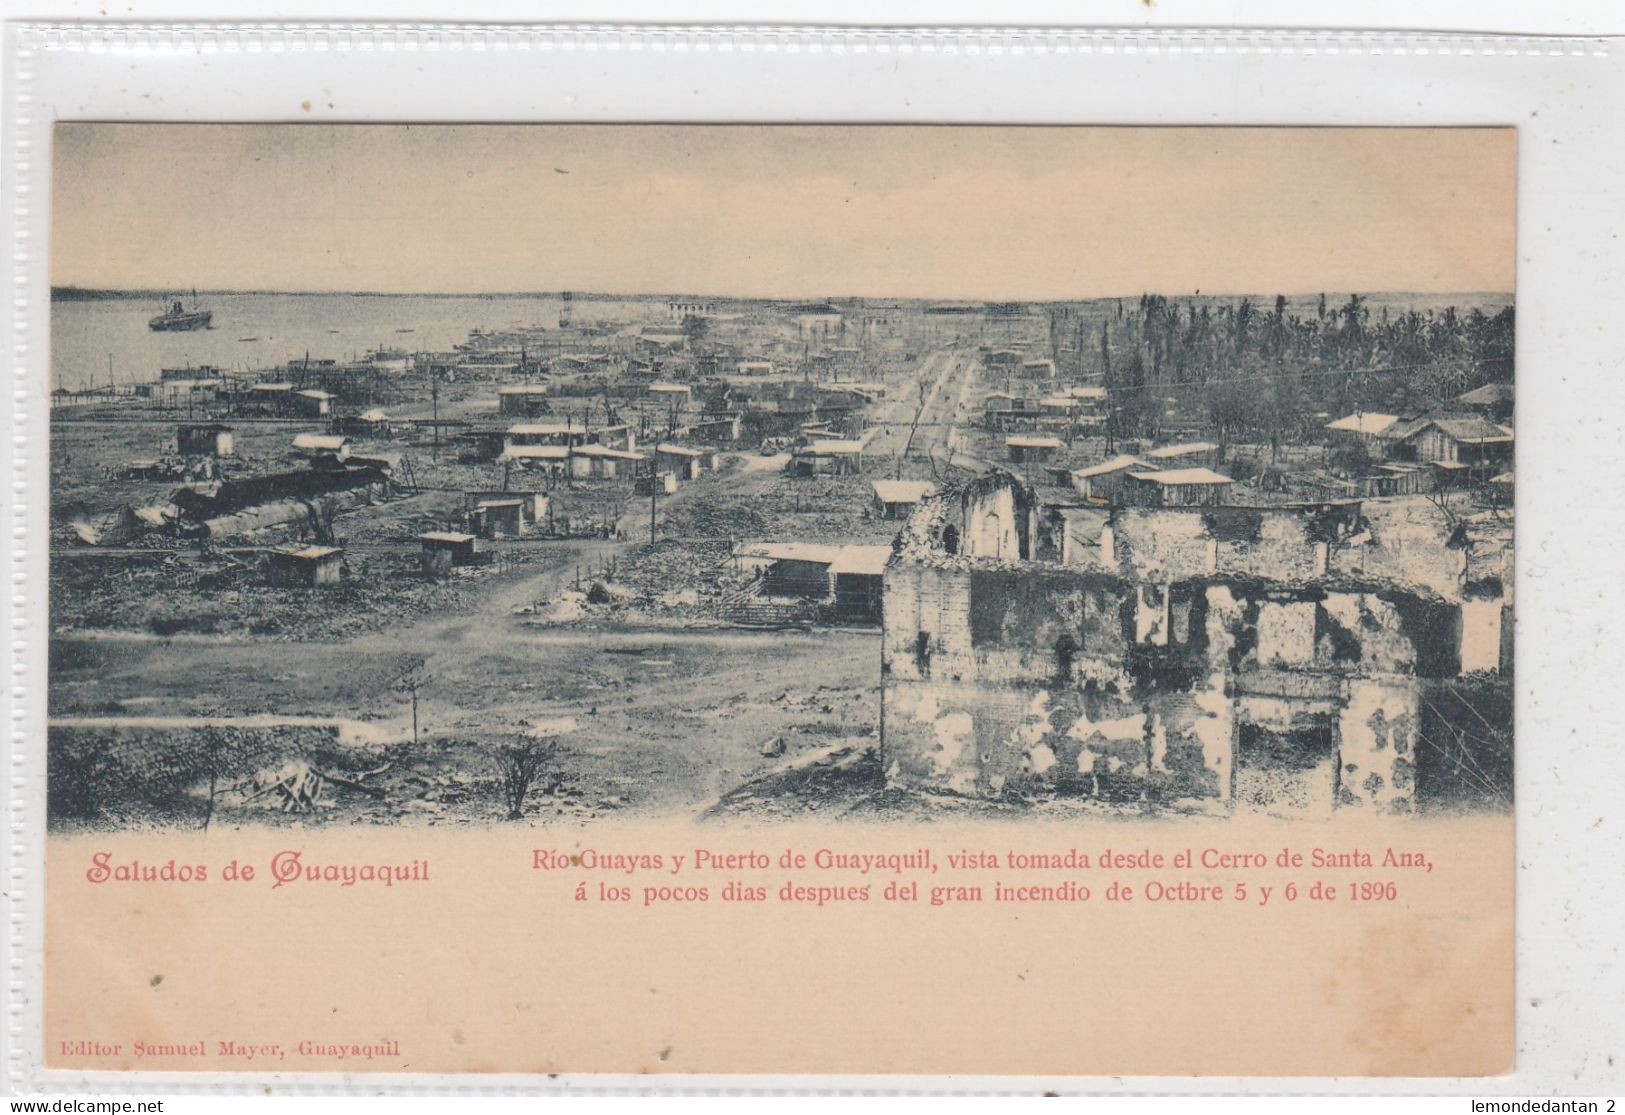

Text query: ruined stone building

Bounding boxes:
[880,472,1513,817]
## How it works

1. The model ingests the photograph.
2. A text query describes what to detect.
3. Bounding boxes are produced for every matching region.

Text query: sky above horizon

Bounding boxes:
[52,124,1516,300]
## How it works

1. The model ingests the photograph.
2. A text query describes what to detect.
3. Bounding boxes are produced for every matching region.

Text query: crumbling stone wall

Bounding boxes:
[897,472,1039,563]
[1336,679,1419,812]
[882,492,1501,814]
[1232,690,1340,818]
[1110,505,1354,582]
[881,675,1229,806]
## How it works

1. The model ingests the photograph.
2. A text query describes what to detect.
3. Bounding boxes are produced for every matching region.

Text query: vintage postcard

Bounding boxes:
[44,124,1514,1077]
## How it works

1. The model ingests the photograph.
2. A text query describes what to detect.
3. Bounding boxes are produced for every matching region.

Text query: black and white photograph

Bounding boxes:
[47,124,1515,831]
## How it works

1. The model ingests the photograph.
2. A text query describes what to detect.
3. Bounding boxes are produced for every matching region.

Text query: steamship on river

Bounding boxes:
[147,291,213,332]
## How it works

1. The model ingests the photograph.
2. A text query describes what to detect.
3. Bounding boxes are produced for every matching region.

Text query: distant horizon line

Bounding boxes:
[53,285,1516,304]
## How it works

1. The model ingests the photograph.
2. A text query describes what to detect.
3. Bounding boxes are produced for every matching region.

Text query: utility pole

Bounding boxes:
[649,480,658,543]
[431,369,440,462]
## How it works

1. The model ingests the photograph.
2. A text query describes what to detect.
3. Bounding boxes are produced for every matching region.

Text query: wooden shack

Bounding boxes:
[294,389,334,418]
[1006,435,1061,464]
[636,472,679,495]
[738,543,840,599]
[293,433,351,462]
[497,385,551,417]
[417,531,478,577]
[265,545,343,588]
[1070,456,1154,503]
[871,480,937,520]
[472,498,528,539]
[654,443,712,482]
[1145,441,1221,469]
[177,423,235,458]
[829,545,891,624]
[1122,468,1234,508]
[248,382,298,415]
[572,445,647,480]
[790,439,864,476]
[464,490,548,525]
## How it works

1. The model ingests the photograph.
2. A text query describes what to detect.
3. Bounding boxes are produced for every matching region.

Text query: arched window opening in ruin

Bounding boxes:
[914,631,933,676]
[941,524,959,555]
[1054,634,1078,681]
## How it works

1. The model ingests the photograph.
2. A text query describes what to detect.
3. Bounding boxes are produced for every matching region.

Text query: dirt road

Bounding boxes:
[51,517,885,823]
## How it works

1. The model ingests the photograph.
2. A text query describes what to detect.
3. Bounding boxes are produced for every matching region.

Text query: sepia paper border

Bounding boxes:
[6,21,1624,1097]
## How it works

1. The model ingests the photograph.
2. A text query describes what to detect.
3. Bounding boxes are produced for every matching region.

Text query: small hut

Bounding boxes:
[871,480,937,520]
[265,545,343,588]
[473,498,528,539]
[1122,468,1234,508]
[418,531,478,577]
[177,423,235,458]
[1006,435,1061,465]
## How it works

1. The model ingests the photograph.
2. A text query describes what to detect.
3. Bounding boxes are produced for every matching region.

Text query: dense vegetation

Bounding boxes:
[1092,294,1514,448]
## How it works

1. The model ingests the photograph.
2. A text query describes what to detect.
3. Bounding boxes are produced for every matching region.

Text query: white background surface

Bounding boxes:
[4,7,1624,1100]
[0,2,1620,33]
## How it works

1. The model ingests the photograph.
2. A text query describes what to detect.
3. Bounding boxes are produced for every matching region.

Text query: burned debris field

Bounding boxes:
[48,291,1514,829]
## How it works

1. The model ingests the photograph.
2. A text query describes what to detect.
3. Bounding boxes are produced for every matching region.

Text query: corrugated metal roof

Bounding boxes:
[734,542,844,565]
[1386,412,1511,443]
[1007,436,1062,449]
[1129,468,1233,485]
[872,480,936,503]
[1457,382,1514,405]
[500,445,571,460]
[293,434,348,451]
[1432,417,1513,442]
[1072,455,1152,479]
[830,545,893,576]
[272,544,342,560]
[507,423,579,435]
[1325,412,1399,435]
[1146,441,1220,458]
[734,542,890,574]
[418,532,476,544]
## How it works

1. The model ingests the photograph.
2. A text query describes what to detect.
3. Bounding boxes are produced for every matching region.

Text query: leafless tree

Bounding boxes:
[1426,469,1463,528]
[394,666,427,746]
[494,736,561,821]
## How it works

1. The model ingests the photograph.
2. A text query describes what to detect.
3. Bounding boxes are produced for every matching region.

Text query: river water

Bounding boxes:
[50,293,660,393]
[53,290,1511,395]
